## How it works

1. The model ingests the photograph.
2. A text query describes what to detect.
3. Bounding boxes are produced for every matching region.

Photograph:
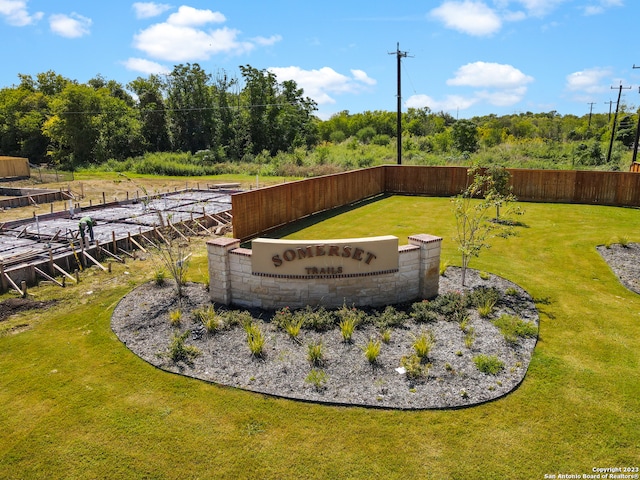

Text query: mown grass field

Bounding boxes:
[0,186,638,479]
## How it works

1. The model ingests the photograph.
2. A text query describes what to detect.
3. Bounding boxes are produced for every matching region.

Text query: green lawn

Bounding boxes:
[0,196,638,479]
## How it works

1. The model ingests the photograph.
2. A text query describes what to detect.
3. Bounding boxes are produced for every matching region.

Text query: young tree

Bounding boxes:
[452,167,520,286]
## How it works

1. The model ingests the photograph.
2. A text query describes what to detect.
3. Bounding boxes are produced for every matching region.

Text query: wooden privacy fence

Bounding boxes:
[0,156,30,178]
[232,165,640,241]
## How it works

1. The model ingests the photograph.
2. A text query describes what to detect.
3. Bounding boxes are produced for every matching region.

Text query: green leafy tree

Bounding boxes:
[128,75,171,152]
[166,63,216,153]
[451,119,479,153]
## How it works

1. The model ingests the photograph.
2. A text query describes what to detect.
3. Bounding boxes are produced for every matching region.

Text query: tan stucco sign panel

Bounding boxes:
[252,236,399,277]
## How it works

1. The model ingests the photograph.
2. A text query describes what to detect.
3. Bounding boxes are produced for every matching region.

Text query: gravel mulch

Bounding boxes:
[596,242,640,295]
[111,267,540,409]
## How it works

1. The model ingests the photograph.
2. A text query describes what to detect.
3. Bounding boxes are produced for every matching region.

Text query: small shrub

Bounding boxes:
[479,271,491,280]
[473,354,505,374]
[305,368,327,390]
[492,314,538,344]
[169,309,182,327]
[222,310,253,328]
[284,317,303,341]
[410,301,439,323]
[307,341,325,366]
[244,322,265,357]
[272,306,293,329]
[380,328,392,344]
[505,287,518,296]
[428,291,468,322]
[362,338,381,364]
[374,305,409,329]
[400,354,430,380]
[167,330,201,363]
[468,286,501,309]
[412,330,435,360]
[299,306,336,332]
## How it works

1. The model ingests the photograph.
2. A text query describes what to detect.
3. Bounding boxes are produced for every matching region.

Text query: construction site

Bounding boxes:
[0,184,238,295]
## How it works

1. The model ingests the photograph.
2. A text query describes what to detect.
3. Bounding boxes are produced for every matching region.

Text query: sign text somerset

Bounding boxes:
[251,236,399,277]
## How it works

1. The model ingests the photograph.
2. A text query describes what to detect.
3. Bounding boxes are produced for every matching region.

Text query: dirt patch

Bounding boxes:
[0,297,57,322]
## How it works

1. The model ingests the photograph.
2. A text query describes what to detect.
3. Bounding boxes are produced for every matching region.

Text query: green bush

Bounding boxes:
[373,306,409,329]
[410,301,439,323]
[400,354,430,380]
[473,355,505,375]
[305,368,328,390]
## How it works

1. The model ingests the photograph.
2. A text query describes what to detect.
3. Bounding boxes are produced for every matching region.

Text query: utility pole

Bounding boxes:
[605,100,614,121]
[607,83,632,164]
[389,43,411,165]
[632,65,640,165]
[587,102,596,128]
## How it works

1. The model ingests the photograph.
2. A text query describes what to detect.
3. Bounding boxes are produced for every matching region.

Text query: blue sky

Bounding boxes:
[1,0,638,119]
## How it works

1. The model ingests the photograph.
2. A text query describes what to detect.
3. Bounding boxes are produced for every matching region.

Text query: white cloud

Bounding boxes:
[505,0,569,17]
[0,0,43,26]
[49,13,92,38]
[406,94,478,112]
[132,2,172,20]
[252,34,283,46]
[447,61,534,88]
[582,0,624,15]
[133,7,279,62]
[565,67,612,93]
[430,1,502,36]
[351,69,377,86]
[268,66,376,105]
[166,5,225,26]
[122,57,171,75]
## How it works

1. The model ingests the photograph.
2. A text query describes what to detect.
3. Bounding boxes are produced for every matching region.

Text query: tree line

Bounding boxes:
[0,63,637,170]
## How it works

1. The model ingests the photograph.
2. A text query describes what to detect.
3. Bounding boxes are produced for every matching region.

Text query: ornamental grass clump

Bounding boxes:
[400,354,430,380]
[307,341,325,366]
[244,321,265,357]
[169,309,182,327]
[193,305,220,333]
[473,354,505,375]
[412,330,435,360]
[477,298,496,318]
[336,304,364,343]
[362,338,381,364]
[305,368,328,391]
[166,330,201,364]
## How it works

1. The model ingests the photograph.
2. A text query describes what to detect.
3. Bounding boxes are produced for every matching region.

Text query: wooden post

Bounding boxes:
[0,263,7,292]
[102,192,106,204]
[112,231,117,255]
[108,262,112,273]
[21,281,27,298]
[75,269,80,283]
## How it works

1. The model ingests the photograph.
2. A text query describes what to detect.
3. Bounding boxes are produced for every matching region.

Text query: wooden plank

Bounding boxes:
[83,250,107,271]
[53,263,77,283]
[34,266,64,287]
[3,272,23,296]
[128,235,147,252]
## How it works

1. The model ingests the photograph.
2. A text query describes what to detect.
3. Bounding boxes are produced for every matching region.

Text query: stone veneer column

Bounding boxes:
[408,234,443,299]
[207,237,241,305]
